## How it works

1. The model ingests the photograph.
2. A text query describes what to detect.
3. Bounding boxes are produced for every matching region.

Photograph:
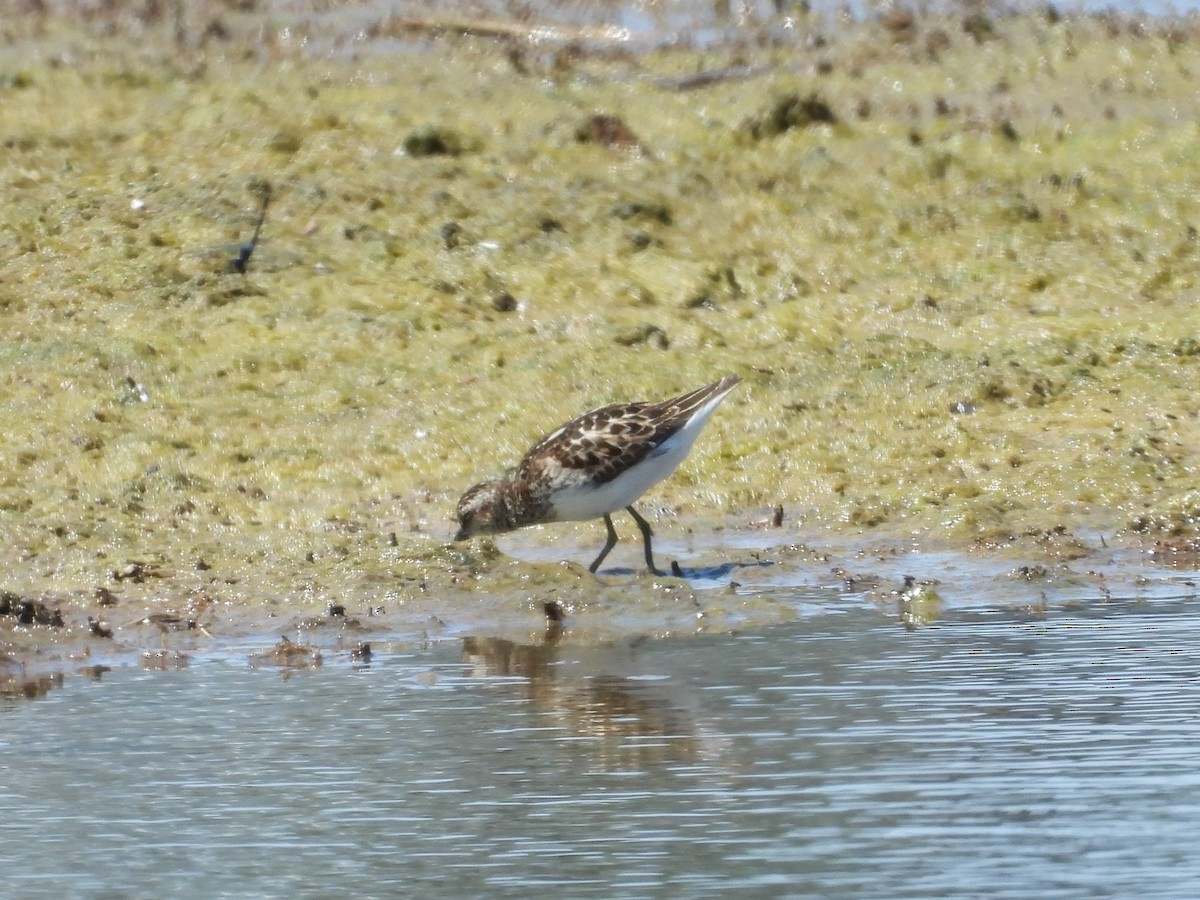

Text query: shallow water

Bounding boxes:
[4,592,1200,898]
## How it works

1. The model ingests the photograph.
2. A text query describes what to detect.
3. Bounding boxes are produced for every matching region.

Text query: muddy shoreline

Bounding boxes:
[5,518,1199,694]
[4,4,1200,682]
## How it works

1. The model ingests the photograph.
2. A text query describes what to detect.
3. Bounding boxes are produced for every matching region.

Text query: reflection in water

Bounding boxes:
[462,629,732,771]
[0,669,64,702]
[0,660,113,703]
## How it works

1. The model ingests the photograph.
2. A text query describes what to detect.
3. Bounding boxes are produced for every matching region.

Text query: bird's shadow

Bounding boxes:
[601,558,774,580]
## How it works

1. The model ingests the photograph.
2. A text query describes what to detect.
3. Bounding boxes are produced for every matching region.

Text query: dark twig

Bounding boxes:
[230,184,272,274]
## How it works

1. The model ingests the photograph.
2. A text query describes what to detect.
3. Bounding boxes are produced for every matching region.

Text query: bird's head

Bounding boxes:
[454,480,508,540]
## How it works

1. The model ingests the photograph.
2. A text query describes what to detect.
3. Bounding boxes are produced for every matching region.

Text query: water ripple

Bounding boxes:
[3,601,1200,896]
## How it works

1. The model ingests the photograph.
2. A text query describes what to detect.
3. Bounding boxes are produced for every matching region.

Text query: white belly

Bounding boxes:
[547,427,699,522]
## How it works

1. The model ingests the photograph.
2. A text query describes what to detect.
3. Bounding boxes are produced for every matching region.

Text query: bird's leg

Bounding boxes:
[626,505,666,576]
[589,513,620,573]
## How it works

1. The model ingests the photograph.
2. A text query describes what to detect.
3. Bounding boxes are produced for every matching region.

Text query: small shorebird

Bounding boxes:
[454,375,741,574]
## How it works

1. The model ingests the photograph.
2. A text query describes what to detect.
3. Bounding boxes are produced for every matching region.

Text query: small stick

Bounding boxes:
[230,184,272,274]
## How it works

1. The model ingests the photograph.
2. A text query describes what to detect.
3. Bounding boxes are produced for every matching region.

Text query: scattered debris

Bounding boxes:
[491,291,518,312]
[611,201,672,225]
[1150,537,1200,567]
[94,587,119,607]
[0,591,64,627]
[614,323,669,349]
[250,635,323,669]
[88,617,114,639]
[403,126,469,157]
[111,562,167,583]
[576,114,649,153]
[833,568,884,592]
[742,92,837,140]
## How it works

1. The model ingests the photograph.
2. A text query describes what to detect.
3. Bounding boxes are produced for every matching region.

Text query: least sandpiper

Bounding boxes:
[455,374,741,574]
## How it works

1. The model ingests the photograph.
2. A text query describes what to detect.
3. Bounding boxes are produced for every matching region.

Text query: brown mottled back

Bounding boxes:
[514,376,738,489]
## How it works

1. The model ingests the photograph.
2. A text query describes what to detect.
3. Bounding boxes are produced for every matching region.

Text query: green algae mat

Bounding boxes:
[2,6,1200,665]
